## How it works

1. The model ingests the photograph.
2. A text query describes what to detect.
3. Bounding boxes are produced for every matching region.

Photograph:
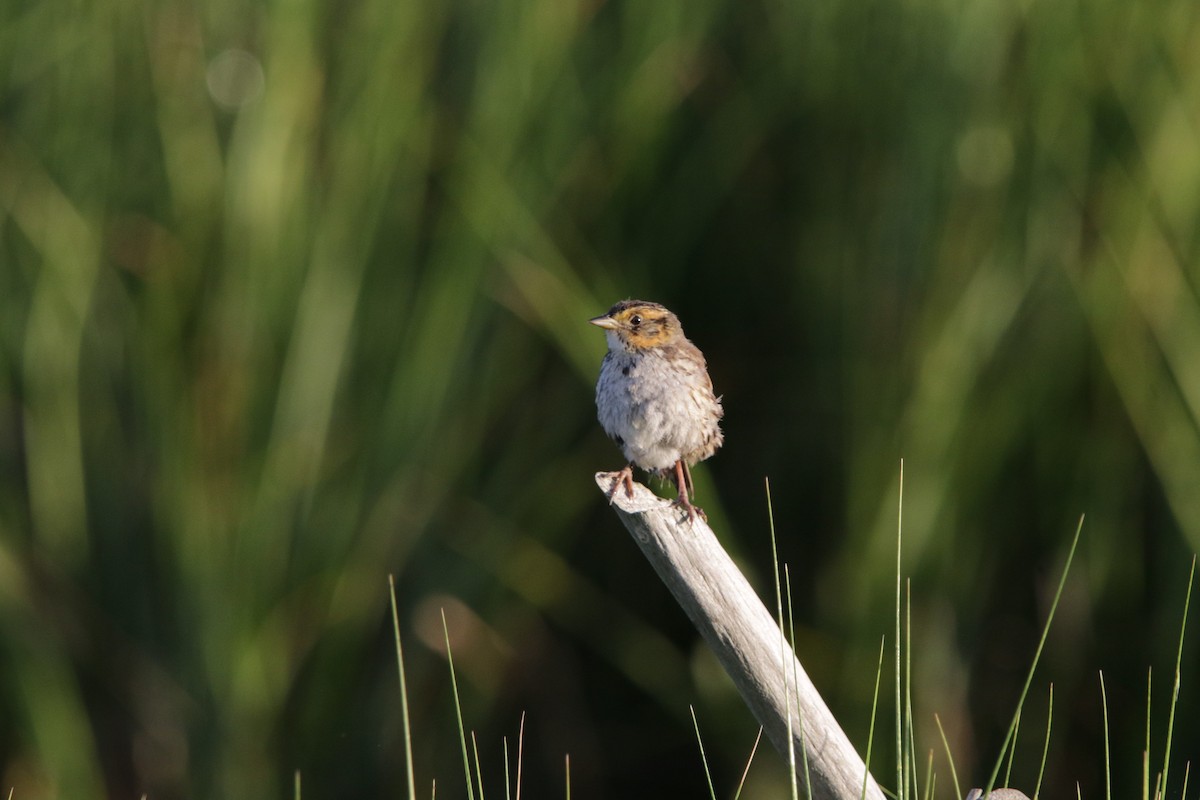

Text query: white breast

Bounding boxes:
[595,346,722,472]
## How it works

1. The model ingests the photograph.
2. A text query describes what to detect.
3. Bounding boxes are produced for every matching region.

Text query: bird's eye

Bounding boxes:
[630,314,642,327]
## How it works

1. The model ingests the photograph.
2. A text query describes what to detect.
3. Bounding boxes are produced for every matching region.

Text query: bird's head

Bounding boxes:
[589,300,683,352]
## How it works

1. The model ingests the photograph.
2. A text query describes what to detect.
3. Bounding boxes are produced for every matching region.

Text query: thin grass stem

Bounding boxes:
[1004,707,1021,788]
[895,460,905,800]
[935,713,962,800]
[905,579,916,800]
[471,731,486,800]
[503,736,511,800]
[982,515,1084,796]
[517,712,525,800]
[690,705,718,800]
[1161,556,1195,796]
[1147,670,1153,800]
[389,575,418,800]
[1034,684,1053,800]
[785,566,813,799]
[442,608,476,800]
[733,728,764,800]
[863,637,887,800]
[1101,672,1112,800]
[765,477,800,800]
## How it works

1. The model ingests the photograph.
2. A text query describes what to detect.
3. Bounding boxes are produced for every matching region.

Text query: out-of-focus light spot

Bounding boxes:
[206,48,264,110]
[956,124,1014,188]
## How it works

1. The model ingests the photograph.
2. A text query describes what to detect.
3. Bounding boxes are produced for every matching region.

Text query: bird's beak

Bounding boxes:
[589,315,618,330]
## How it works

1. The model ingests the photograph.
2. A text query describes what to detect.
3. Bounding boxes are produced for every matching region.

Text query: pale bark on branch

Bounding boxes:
[595,471,886,800]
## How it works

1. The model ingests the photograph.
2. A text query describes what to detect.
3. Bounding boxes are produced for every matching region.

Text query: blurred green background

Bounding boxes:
[2,0,1199,797]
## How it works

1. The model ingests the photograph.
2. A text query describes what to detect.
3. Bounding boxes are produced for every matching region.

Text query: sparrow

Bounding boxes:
[591,300,723,521]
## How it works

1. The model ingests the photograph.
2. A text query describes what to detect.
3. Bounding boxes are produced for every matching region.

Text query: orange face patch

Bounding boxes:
[596,303,679,350]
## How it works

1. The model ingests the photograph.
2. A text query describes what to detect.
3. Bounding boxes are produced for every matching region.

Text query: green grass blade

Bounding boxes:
[472,731,486,800]
[765,477,800,800]
[690,705,718,800]
[389,575,418,800]
[863,637,886,800]
[1178,761,1189,800]
[294,769,301,800]
[905,579,916,800]
[1101,672,1112,800]
[787,568,816,796]
[895,460,905,800]
[1161,555,1195,795]
[1034,684,1054,800]
[935,713,962,800]
[733,728,764,800]
[921,750,933,800]
[442,608,476,800]
[1147,669,1153,800]
[516,712,525,800]
[785,566,813,799]
[983,515,1084,796]
[1004,706,1021,787]
[503,736,511,800]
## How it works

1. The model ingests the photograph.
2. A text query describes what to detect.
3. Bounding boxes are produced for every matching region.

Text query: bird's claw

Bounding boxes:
[606,466,636,503]
[672,496,707,524]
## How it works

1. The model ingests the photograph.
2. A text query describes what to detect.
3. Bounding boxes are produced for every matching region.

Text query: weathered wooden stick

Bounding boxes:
[595,472,886,800]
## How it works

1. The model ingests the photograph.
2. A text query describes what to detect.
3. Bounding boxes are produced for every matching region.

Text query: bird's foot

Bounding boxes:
[671,494,707,523]
[670,459,706,523]
[681,460,696,501]
[606,465,635,503]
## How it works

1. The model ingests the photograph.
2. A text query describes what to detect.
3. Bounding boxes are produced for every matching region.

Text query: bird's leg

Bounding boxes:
[681,460,696,501]
[670,459,706,522]
[607,464,636,502]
